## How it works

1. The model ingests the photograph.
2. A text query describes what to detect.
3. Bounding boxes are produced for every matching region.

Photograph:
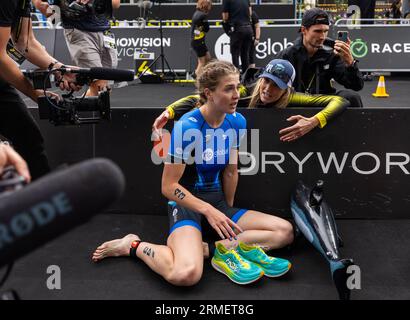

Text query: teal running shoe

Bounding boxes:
[211,243,264,285]
[236,242,291,278]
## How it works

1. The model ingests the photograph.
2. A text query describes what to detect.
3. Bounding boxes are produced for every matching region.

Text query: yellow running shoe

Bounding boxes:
[236,242,291,278]
[211,243,264,285]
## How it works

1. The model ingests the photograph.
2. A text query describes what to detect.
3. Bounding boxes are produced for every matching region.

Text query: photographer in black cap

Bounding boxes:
[0,0,80,179]
[275,8,364,108]
[222,0,253,74]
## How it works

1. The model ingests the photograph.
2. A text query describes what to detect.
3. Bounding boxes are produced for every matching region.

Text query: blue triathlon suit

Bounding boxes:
[167,108,248,235]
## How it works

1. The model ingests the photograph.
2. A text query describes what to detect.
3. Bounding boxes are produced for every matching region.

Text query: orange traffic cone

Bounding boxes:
[372,76,389,98]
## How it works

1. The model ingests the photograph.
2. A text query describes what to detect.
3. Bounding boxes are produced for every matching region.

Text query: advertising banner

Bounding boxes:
[336,26,410,71]
[34,24,410,73]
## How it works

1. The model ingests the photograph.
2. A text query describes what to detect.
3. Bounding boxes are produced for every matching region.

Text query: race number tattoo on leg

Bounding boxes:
[143,246,155,258]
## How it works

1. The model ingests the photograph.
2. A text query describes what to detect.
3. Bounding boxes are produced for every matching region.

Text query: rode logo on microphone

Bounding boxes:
[0,192,73,250]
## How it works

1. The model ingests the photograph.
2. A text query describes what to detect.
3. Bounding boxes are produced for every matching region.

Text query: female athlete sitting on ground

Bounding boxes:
[92,61,293,286]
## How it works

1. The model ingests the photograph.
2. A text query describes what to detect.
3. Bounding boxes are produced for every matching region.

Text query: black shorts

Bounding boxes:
[168,190,248,236]
[191,39,208,58]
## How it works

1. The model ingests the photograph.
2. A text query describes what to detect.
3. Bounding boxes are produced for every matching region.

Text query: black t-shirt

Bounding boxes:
[61,0,109,32]
[222,0,251,25]
[0,0,20,27]
[191,10,209,41]
[0,0,31,88]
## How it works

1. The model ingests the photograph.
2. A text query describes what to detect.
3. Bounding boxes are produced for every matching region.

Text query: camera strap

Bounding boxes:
[6,39,26,65]
[303,74,316,94]
[10,0,32,59]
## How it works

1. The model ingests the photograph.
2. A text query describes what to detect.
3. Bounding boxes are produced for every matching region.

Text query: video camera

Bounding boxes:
[24,66,134,126]
[50,0,113,20]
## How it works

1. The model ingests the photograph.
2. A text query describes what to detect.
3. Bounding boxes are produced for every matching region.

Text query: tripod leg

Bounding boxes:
[163,55,179,81]
[138,55,162,80]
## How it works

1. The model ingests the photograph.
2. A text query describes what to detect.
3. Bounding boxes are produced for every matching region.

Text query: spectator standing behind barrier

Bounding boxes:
[222,0,253,74]
[386,0,402,22]
[274,8,364,108]
[0,0,80,180]
[249,10,260,68]
[34,0,120,96]
[392,0,402,19]
[404,0,410,18]
[191,0,212,78]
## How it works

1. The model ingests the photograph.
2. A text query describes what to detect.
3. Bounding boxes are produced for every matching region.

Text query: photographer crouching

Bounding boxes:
[34,0,120,97]
[0,0,81,180]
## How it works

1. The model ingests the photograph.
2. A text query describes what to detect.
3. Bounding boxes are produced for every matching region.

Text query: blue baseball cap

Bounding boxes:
[259,59,296,89]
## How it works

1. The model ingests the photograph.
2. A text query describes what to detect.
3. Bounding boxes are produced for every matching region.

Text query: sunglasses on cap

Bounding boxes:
[314,16,329,24]
[264,63,291,85]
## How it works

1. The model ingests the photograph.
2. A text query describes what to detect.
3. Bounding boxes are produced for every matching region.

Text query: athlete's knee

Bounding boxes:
[274,220,294,246]
[166,264,203,286]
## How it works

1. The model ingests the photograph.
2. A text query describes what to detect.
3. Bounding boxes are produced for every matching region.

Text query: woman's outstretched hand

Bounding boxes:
[152,109,170,139]
[279,115,319,142]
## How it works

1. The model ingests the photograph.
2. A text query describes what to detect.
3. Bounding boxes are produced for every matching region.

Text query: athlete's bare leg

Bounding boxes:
[92,226,204,286]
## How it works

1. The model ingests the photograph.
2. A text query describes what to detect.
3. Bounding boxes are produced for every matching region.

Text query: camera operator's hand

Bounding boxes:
[33,0,55,18]
[33,90,61,102]
[60,71,82,91]
[53,63,82,91]
[334,39,354,67]
[0,143,31,183]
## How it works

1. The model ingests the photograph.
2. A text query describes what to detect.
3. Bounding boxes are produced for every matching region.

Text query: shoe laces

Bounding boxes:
[254,246,273,262]
[230,250,250,269]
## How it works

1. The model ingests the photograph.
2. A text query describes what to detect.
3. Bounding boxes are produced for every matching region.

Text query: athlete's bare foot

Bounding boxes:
[92,234,140,262]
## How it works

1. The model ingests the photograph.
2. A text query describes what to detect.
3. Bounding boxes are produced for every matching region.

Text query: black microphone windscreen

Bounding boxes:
[0,158,125,269]
[87,68,135,82]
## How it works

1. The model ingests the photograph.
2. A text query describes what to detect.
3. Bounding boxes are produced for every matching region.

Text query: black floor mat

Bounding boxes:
[2,214,410,300]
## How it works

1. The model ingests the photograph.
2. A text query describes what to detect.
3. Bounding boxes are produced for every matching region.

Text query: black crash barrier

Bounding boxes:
[31,108,410,219]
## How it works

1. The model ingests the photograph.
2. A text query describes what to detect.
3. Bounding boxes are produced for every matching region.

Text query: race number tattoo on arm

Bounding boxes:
[174,188,186,200]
